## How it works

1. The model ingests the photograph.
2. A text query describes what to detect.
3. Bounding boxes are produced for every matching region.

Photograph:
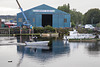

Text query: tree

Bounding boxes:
[68,3,70,13]
[84,8,100,25]
[70,9,83,25]
[96,22,100,27]
[71,21,75,27]
[57,4,70,13]
[57,4,83,26]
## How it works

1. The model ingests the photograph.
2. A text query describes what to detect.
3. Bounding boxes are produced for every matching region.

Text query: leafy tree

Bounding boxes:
[70,9,83,25]
[57,4,83,26]
[84,8,100,25]
[71,21,75,27]
[57,4,70,13]
[96,22,100,27]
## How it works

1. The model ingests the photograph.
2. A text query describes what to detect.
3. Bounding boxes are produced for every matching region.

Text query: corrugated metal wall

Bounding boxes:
[17,4,71,28]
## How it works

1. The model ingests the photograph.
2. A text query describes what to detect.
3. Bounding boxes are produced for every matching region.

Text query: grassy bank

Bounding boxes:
[69,38,100,42]
[0,34,13,36]
[14,33,41,36]
[0,33,41,36]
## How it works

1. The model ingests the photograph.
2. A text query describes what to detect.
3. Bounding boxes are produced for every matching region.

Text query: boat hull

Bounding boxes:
[25,41,49,46]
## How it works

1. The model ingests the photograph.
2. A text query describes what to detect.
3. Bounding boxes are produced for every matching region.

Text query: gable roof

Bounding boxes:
[18,4,69,15]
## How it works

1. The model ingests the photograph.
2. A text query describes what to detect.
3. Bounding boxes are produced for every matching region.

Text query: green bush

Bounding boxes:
[77,27,94,33]
[71,22,75,27]
[34,27,44,33]
[56,28,71,36]
[44,25,55,33]
[96,22,100,27]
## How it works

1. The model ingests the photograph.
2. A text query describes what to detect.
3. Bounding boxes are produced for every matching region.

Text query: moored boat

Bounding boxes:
[63,29,96,39]
[25,41,49,46]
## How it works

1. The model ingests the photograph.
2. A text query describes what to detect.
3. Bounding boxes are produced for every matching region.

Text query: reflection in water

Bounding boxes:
[86,41,100,55]
[17,46,25,67]
[1,36,100,67]
[17,39,70,67]
[69,41,100,56]
[17,36,30,43]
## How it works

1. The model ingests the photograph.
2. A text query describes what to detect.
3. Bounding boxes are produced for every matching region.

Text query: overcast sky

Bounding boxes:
[0,0,100,15]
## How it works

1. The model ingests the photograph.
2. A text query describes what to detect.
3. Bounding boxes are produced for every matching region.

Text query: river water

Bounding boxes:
[0,36,100,67]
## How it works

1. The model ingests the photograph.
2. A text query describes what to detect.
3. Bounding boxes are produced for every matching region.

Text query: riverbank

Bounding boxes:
[69,38,100,42]
[0,33,59,37]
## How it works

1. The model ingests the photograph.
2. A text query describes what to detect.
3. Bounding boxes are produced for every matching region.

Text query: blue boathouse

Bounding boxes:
[17,4,71,28]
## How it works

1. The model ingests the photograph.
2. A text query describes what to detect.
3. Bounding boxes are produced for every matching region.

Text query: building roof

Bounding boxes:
[18,4,69,15]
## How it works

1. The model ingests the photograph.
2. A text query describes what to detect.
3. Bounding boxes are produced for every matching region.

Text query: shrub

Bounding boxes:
[44,25,55,33]
[71,21,75,27]
[96,22,100,27]
[34,27,44,33]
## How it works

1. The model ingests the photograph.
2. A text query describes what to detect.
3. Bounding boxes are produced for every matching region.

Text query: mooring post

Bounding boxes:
[20,28,22,35]
[32,27,34,37]
[9,28,10,37]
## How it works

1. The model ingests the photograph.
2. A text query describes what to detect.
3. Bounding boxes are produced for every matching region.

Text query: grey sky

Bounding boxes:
[0,0,100,15]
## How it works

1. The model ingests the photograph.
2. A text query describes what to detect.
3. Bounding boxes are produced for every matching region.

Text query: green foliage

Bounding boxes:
[56,28,71,35]
[70,9,83,25]
[96,22,100,27]
[71,21,75,27]
[58,4,100,27]
[77,27,94,33]
[44,25,55,33]
[84,8,100,25]
[57,28,65,33]
[34,27,44,33]
[57,4,83,25]
[33,26,72,35]
[57,4,70,13]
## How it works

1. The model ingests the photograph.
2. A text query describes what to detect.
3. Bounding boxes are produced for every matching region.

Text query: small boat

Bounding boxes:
[25,45,50,49]
[25,41,49,46]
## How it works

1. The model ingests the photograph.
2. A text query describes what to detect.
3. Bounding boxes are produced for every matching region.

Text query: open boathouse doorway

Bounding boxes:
[42,14,52,27]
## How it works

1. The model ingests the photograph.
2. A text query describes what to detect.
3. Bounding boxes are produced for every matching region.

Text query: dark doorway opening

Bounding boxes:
[42,14,52,27]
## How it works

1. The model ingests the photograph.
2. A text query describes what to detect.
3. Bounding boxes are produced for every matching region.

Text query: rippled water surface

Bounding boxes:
[0,36,100,67]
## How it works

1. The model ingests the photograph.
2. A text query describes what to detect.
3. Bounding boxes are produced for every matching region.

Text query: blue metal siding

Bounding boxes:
[66,14,71,27]
[53,14,59,28]
[35,14,42,27]
[17,13,24,27]
[29,12,36,26]
[59,14,64,28]
[17,4,71,28]
[64,15,67,27]
[28,11,34,26]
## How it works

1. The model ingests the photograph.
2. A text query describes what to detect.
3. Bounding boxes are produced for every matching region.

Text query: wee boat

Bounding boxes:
[25,41,49,46]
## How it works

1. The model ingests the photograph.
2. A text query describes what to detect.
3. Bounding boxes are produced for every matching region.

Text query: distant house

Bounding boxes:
[17,4,71,28]
[4,22,17,28]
